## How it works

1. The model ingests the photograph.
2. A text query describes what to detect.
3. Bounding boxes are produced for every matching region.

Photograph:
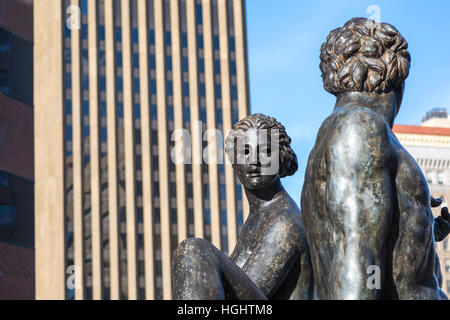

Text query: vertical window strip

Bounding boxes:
[225,0,243,231]
[147,0,163,301]
[211,0,228,253]
[120,0,139,300]
[194,0,211,243]
[137,0,156,300]
[70,0,86,301]
[202,0,222,250]
[217,0,238,253]
[130,0,146,301]
[154,0,173,300]
[180,0,195,240]
[186,0,205,245]
[113,0,129,300]
[169,0,188,250]
[87,0,104,300]
[96,0,111,300]
[63,0,75,301]
[80,0,93,300]
[163,0,179,260]
[104,0,121,300]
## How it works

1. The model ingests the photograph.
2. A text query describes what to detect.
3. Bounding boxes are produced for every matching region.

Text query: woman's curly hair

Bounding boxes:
[320,17,411,95]
[225,113,298,178]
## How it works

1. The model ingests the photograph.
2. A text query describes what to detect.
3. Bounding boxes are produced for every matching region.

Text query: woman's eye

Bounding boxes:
[237,148,249,156]
[261,148,271,156]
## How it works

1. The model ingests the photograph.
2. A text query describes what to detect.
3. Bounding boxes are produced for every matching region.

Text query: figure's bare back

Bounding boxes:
[303,107,396,299]
[302,108,445,299]
[302,111,355,297]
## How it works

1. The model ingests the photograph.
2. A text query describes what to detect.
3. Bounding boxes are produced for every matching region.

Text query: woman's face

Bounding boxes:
[232,128,280,190]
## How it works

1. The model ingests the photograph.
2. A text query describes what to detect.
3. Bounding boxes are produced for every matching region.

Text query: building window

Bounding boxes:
[0,28,12,94]
[0,172,15,240]
[444,239,449,251]
[0,27,33,105]
[446,259,450,273]
[437,171,444,185]
[425,171,433,184]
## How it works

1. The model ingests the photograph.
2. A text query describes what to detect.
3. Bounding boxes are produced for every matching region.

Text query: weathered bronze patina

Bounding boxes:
[302,17,450,300]
[172,114,313,300]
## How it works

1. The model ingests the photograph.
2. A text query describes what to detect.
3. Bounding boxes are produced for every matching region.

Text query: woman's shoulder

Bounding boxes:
[267,206,305,238]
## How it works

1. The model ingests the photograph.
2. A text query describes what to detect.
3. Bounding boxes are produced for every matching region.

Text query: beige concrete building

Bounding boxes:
[34,0,250,300]
[393,108,450,295]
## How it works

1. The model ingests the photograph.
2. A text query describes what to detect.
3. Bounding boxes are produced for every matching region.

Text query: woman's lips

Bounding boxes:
[247,173,260,178]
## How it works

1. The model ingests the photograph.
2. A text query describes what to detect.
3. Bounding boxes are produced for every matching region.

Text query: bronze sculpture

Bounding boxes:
[172,114,313,300]
[170,17,450,301]
[301,17,450,300]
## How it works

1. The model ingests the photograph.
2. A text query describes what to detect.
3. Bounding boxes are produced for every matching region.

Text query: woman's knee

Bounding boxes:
[173,238,215,268]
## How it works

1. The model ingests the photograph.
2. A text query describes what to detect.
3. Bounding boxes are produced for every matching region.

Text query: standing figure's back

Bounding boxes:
[302,17,449,300]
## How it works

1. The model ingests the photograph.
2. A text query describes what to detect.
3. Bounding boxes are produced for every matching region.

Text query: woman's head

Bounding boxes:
[225,114,298,190]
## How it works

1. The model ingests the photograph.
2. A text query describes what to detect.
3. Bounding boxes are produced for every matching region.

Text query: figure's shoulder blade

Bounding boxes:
[326,107,392,170]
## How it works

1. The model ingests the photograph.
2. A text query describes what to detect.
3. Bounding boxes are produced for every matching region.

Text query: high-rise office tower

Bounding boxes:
[35,0,250,300]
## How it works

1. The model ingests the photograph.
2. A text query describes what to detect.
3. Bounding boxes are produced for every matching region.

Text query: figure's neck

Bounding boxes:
[334,91,398,128]
[244,178,285,213]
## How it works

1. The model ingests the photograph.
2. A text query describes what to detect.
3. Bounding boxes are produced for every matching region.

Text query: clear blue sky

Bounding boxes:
[245,0,450,205]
